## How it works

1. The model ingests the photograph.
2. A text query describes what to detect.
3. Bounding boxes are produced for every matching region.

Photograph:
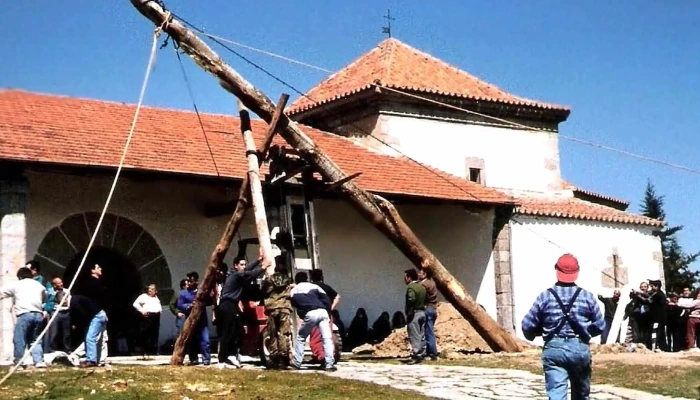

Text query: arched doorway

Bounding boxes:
[35,212,172,354]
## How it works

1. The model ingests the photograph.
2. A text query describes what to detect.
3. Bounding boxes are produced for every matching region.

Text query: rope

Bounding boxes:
[174,46,221,176]
[201,33,334,73]
[0,29,160,387]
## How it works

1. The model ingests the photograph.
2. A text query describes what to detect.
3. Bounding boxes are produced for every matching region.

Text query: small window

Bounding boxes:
[469,167,482,184]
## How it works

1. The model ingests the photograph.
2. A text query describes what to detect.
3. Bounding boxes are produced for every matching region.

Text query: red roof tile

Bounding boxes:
[0,89,512,204]
[289,38,569,115]
[515,197,663,227]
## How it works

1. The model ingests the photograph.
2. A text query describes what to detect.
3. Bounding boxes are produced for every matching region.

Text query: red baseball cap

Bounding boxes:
[555,254,579,283]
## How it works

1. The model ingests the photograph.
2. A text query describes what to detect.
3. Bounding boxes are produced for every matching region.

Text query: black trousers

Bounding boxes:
[217,300,243,363]
[49,311,72,352]
[140,313,161,355]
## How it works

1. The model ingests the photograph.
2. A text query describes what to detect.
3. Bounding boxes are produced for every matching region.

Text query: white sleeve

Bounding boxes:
[133,294,145,312]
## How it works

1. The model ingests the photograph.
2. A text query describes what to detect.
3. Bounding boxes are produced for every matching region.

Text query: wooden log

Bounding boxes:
[170,176,250,365]
[238,101,275,272]
[261,94,290,160]
[129,0,522,352]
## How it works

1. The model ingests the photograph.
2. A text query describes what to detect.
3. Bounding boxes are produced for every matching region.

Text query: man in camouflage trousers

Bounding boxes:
[263,263,293,370]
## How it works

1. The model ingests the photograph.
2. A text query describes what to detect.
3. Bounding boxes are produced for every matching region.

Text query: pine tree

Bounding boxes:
[641,181,699,292]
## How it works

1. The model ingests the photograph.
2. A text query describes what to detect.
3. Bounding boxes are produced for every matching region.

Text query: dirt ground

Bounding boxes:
[361,302,700,368]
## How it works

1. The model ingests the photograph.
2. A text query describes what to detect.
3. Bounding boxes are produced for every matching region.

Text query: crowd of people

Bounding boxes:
[0,259,164,368]
[597,280,700,352]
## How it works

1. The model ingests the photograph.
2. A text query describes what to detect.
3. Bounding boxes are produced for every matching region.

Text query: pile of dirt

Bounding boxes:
[589,343,651,354]
[372,302,493,357]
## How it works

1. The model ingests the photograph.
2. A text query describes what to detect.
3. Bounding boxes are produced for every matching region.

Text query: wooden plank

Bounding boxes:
[260,94,290,159]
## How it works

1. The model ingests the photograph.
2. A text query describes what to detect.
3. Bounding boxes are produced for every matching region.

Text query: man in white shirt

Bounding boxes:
[0,267,48,368]
[133,284,162,356]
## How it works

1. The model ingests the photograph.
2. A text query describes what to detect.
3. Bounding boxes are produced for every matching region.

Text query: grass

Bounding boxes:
[0,365,432,400]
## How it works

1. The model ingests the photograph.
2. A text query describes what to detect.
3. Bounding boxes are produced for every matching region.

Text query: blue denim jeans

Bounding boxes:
[85,310,107,363]
[424,307,438,357]
[293,309,334,368]
[185,313,210,364]
[542,338,592,400]
[175,315,185,335]
[14,312,44,365]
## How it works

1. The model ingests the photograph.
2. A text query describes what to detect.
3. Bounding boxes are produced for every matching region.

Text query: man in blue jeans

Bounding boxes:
[73,263,108,368]
[290,272,336,372]
[522,254,606,400]
[418,268,438,360]
[0,267,47,368]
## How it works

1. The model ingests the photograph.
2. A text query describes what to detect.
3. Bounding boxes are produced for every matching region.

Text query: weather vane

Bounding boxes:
[382,9,395,37]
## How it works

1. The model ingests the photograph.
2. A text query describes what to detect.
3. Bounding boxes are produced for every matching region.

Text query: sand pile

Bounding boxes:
[372,302,493,357]
[589,343,651,354]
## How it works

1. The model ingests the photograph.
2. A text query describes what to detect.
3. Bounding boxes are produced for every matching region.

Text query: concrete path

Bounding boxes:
[308,362,690,400]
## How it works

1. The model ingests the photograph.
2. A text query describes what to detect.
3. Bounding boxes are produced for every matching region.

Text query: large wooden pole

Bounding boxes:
[130,0,522,352]
[238,102,275,272]
[171,177,250,364]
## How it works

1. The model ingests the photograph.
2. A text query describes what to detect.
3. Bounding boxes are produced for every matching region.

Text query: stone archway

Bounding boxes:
[35,212,172,353]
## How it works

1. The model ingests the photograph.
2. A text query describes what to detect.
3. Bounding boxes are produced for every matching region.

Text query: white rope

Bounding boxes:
[0,29,160,387]
[201,32,334,73]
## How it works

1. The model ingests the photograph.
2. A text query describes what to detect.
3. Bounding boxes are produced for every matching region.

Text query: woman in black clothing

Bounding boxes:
[370,312,392,344]
[346,308,369,350]
[392,311,406,330]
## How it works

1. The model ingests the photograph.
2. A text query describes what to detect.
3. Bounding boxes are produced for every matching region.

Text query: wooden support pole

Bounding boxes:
[130,0,522,352]
[170,176,250,365]
[238,101,275,272]
[261,94,290,160]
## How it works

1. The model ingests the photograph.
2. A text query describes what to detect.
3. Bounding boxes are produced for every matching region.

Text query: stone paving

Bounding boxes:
[303,362,691,400]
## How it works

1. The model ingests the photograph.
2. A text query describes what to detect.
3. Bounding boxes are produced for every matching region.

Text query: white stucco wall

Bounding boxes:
[23,170,500,346]
[25,170,256,346]
[314,200,497,327]
[376,114,562,193]
[510,215,662,344]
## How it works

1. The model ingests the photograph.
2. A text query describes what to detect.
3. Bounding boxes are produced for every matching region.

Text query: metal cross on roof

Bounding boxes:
[382,9,395,37]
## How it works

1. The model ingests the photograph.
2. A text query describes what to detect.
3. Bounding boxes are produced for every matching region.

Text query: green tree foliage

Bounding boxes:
[641,181,699,292]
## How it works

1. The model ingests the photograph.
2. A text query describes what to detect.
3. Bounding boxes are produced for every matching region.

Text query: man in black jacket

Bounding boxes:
[72,264,108,368]
[217,255,266,368]
[597,289,621,343]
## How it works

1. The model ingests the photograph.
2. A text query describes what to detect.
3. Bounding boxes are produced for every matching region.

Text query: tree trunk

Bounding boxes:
[170,176,250,365]
[238,103,275,272]
[130,0,522,352]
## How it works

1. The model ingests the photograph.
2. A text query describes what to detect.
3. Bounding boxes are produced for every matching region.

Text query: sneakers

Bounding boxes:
[79,361,98,368]
[290,363,302,370]
[324,366,337,372]
[35,362,48,369]
[406,357,424,365]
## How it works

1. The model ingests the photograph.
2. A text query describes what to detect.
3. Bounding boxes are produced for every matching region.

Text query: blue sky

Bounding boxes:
[1,1,698,254]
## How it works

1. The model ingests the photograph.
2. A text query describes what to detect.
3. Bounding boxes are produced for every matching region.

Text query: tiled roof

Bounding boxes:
[0,89,512,204]
[288,38,570,115]
[560,180,630,208]
[515,197,663,227]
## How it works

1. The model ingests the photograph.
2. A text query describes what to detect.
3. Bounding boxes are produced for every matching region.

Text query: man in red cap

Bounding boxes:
[522,254,606,400]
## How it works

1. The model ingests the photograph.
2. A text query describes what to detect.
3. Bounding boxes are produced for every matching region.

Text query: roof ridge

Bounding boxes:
[380,38,398,83]
[382,39,535,103]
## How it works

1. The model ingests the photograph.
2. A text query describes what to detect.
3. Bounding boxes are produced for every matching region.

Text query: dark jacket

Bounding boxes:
[290,282,330,318]
[220,260,265,304]
[597,295,619,320]
[405,281,426,318]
